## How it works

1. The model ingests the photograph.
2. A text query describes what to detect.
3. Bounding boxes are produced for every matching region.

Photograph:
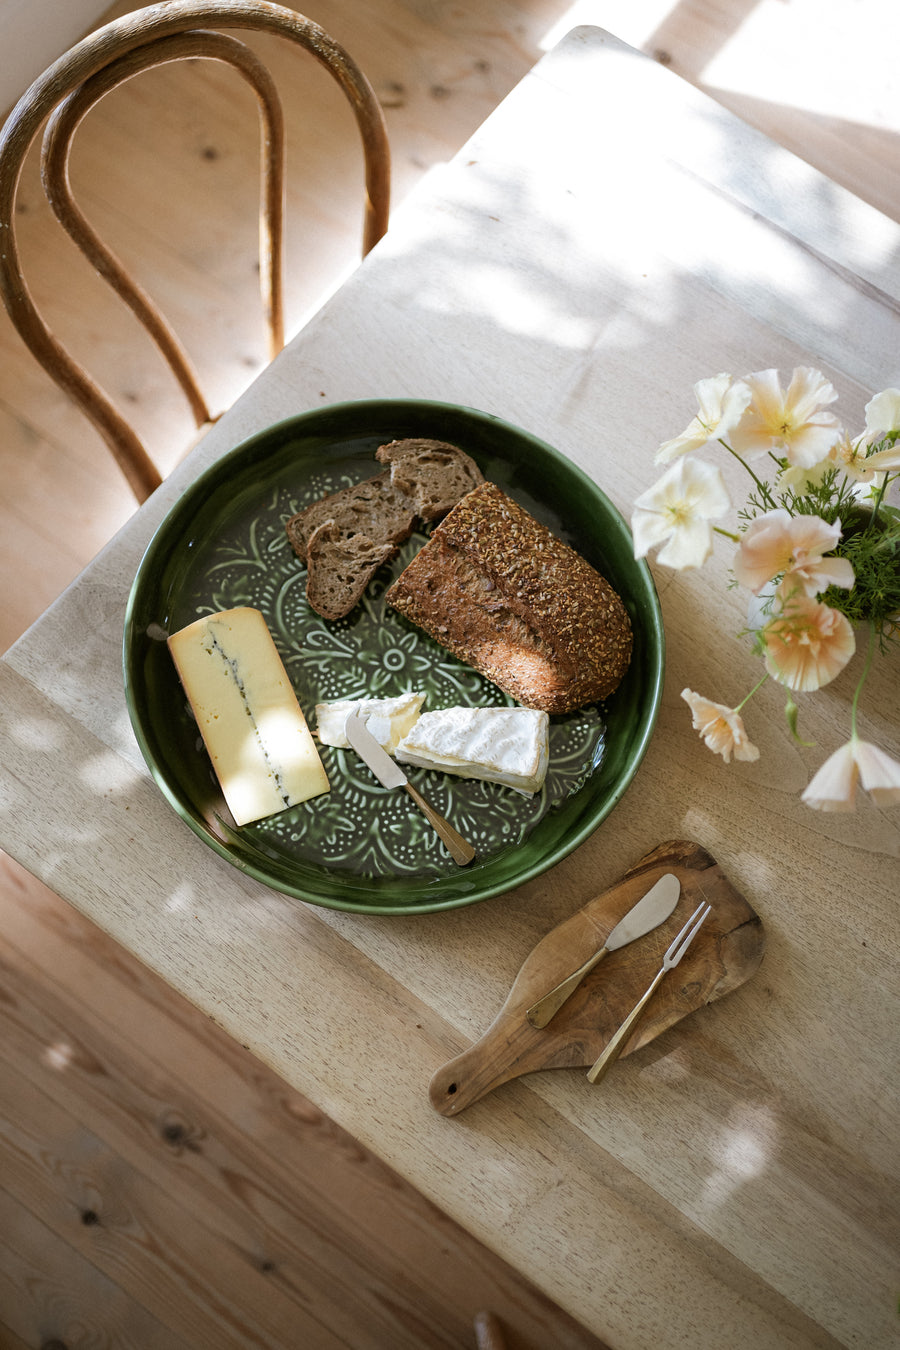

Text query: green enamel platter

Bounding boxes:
[124,400,664,915]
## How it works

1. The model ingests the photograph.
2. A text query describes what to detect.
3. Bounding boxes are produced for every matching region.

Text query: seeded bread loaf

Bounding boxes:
[384,482,632,714]
[286,439,485,619]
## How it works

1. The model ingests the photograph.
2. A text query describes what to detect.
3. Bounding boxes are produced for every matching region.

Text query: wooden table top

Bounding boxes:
[1,28,897,1350]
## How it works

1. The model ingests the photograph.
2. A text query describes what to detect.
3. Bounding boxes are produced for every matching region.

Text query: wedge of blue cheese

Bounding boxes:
[168,607,329,826]
[395,706,549,796]
[315,693,425,753]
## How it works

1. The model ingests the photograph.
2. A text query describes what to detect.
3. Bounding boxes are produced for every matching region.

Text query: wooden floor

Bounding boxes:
[1,0,896,1345]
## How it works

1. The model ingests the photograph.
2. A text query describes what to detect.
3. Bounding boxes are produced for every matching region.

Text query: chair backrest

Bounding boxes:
[0,1,390,502]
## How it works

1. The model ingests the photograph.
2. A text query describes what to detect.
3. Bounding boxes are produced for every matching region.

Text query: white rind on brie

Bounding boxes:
[315,693,425,753]
[395,706,549,796]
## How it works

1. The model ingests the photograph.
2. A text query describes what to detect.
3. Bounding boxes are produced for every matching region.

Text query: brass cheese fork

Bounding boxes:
[586,900,712,1084]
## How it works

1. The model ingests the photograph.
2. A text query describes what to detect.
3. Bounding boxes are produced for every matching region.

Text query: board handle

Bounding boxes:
[429,1036,527,1116]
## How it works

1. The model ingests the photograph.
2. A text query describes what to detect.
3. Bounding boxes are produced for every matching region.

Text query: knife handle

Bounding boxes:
[586,967,665,1084]
[525,946,611,1028]
[403,782,475,867]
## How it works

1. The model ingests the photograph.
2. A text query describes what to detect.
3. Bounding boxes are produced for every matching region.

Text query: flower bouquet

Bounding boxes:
[632,367,900,811]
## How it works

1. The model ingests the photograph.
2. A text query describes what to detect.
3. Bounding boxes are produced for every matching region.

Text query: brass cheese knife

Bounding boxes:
[525,872,681,1028]
[344,712,475,866]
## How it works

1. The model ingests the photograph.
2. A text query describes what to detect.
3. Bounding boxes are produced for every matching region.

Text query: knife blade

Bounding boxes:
[525,872,681,1028]
[344,712,475,866]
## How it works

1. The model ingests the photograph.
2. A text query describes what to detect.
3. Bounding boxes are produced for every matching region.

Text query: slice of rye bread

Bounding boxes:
[375,439,484,520]
[285,472,417,565]
[285,439,485,619]
[304,520,398,621]
[384,482,633,714]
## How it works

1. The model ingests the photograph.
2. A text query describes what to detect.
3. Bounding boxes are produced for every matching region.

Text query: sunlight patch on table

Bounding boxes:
[700,0,900,133]
[79,747,143,795]
[43,1039,76,1072]
[464,264,597,347]
[11,714,65,752]
[539,0,677,53]
[697,1106,777,1214]
[165,880,196,915]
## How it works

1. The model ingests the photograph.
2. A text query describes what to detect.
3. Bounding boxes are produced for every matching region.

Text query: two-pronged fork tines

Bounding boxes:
[586,900,712,1085]
[663,900,712,969]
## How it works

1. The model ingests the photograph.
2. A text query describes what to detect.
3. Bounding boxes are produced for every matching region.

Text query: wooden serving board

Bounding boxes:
[430,841,765,1115]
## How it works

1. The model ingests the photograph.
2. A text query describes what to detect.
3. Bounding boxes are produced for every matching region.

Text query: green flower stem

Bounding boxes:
[714,526,741,543]
[735,671,769,713]
[866,471,890,530]
[718,438,777,508]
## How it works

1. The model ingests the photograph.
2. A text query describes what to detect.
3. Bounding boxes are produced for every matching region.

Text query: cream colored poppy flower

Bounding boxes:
[734,509,855,597]
[826,430,880,485]
[730,367,843,468]
[632,457,731,569]
[681,689,760,763]
[844,390,900,477]
[760,596,856,691]
[776,455,836,493]
[862,388,900,442]
[656,373,752,463]
[848,439,900,477]
[801,738,900,811]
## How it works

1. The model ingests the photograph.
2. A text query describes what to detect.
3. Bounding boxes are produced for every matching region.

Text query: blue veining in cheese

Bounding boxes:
[167,607,329,825]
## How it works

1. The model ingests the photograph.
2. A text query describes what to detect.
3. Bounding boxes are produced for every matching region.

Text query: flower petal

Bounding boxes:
[656,517,714,569]
[656,373,751,463]
[631,507,673,559]
[681,688,760,764]
[801,741,858,811]
[632,457,731,569]
[856,441,900,473]
[785,365,838,420]
[761,597,856,691]
[735,510,852,598]
[853,741,900,806]
[730,366,843,462]
[863,388,900,438]
[785,420,845,469]
[734,509,794,593]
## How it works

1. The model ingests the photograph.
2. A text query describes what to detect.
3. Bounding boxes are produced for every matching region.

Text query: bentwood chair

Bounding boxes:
[0,1,390,502]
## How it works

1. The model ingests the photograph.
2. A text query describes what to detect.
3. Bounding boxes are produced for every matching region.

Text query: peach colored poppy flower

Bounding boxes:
[656,373,752,463]
[734,509,855,597]
[801,738,900,811]
[759,597,856,691]
[681,689,760,763]
[730,367,843,468]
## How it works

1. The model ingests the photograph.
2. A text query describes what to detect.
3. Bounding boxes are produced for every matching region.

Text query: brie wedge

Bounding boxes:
[315,693,425,753]
[395,706,549,795]
[167,607,329,826]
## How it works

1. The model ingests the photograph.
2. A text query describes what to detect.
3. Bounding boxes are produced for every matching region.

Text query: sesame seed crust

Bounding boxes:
[385,482,632,713]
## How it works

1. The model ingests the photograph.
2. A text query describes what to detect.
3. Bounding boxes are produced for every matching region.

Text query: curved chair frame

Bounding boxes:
[0,1,391,501]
